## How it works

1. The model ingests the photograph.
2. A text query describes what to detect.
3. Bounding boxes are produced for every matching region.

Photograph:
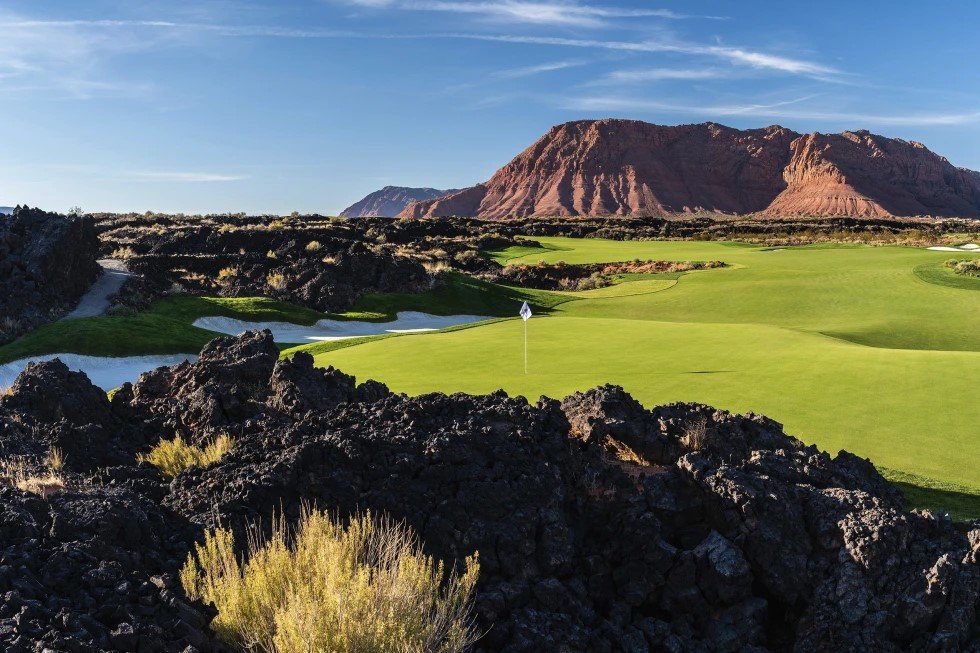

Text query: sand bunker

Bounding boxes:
[0,354,196,392]
[927,243,980,252]
[192,311,492,343]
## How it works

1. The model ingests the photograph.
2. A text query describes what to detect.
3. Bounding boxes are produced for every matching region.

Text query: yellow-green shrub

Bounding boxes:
[140,434,234,478]
[181,508,480,653]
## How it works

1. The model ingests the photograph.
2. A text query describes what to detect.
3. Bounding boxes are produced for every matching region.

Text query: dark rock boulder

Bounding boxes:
[0,485,217,652]
[0,207,100,344]
[129,329,279,440]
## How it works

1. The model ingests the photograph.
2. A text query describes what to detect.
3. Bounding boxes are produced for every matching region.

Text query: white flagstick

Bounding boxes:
[519,301,532,374]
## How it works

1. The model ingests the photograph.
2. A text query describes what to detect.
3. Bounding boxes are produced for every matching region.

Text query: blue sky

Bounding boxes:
[3,0,980,215]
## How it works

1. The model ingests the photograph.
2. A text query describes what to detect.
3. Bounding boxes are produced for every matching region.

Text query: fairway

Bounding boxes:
[311,238,980,503]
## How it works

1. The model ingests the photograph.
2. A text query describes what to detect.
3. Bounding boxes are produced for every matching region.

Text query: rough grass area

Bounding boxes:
[139,434,234,478]
[181,508,480,653]
[309,238,979,516]
[914,260,980,291]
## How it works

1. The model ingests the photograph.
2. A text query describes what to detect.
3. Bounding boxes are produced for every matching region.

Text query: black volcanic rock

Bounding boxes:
[2,331,975,652]
[0,207,100,344]
[340,185,460,218]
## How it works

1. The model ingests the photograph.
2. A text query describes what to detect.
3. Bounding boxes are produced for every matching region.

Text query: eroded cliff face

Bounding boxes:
[401,120,980,219]
[765,130,980,217]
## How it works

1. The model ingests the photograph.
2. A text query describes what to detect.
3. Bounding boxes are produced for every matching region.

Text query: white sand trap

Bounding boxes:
[193,311,492,343]
[927,243,980,252]
[0,354,196,392]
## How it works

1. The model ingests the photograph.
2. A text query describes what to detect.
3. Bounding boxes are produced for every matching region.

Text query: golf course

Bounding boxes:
[304,238,979,516]
[1,236,977,516]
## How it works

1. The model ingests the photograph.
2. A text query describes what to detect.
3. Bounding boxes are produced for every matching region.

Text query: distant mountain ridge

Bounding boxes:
[400,119,980,219]
[340,186,460,218]
[0,207,13,215]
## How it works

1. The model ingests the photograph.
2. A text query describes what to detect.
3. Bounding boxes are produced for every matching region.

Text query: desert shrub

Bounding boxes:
[682,418,708,451]
[305,240,322,252]
[1,455,65,498]
[423,260,450,274]
[181,508,480,653]
[217,266,239,284]
[266,250,278,260]
[266,272,288,292]
[321,254,337,265]
[945,258,980,277]
[45,447,64,472]
[139,434,234,478]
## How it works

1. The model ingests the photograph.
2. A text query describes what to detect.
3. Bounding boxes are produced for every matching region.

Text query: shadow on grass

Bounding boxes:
[882,467,980,522]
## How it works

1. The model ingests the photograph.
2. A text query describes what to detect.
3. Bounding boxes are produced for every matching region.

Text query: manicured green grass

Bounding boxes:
[310,238,979,516]
[0,296,332,363]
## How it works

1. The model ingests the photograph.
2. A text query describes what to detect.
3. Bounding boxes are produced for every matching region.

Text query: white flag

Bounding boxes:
[519,301,532,321]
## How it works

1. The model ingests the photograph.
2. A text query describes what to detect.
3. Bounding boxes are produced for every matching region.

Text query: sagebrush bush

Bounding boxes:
[181,508,480,653]
[945,258,980,277]
[266,272,288,292]
[139,434,234,478]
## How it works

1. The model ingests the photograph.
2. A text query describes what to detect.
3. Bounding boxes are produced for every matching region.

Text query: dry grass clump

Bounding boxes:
[218,266,238,280]
[305,240,322,252]
[682,418,708,451]
[1,449,66,498]
[139,434,234,478]
[181,508,480,653]
[266,272,287,292]
[111,246,136,259]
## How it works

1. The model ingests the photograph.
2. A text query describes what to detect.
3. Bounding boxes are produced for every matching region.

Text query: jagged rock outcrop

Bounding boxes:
[340,186,460,218]
[765,130,980,217]
[0,207,100,344]
[401,119,980,219]
[2,332,973,651]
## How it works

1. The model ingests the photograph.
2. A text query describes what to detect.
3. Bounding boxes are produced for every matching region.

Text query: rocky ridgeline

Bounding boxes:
[0,331,976,652]
[0,207,100,344]
[402,120,980,220]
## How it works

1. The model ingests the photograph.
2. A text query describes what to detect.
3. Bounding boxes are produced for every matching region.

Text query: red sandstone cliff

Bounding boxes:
[399,120,980,219]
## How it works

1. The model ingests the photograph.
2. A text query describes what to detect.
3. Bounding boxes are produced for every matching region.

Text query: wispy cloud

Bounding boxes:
[564,95,980,126]
[593,67,723,84]
[129,172,246,182]
[446,34,840,78]
[342,1,725,27]
[494,59,585,78]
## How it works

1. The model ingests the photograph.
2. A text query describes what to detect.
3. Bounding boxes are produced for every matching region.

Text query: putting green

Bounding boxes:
[312,238,980,502]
